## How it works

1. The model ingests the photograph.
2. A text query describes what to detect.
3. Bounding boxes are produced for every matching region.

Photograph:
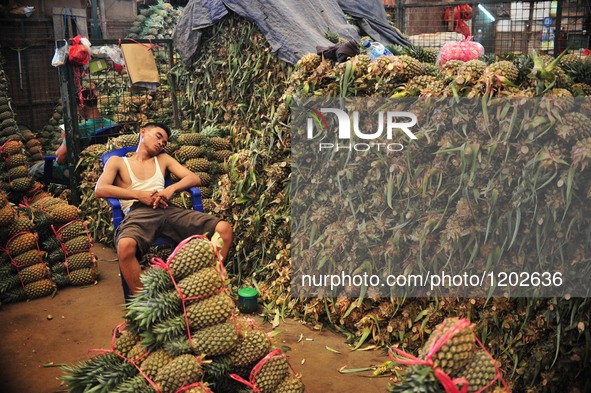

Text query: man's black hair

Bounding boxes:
[77,88,98,106]
[144,122,172,138]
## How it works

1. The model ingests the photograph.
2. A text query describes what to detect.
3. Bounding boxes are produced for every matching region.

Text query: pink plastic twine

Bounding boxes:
[388,318,510,393]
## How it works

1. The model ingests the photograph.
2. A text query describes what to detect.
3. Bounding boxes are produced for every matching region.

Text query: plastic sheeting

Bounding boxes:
[173,0,408,65]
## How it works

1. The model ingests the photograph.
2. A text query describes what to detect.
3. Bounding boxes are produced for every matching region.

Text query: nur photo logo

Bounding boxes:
[306,107,418,152]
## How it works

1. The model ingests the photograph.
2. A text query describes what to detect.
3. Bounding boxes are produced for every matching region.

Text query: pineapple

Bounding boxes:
[186,158,211,173]
[57,220,87,242]
[252,353,290,393]
[206,137,231,151]
[387,366,443,393]
[24,278,56,299]
[554,112,591,145]
[48,204,80,223]
[455,350,497,392]
[455,60,487,86]
[195,172,212,186]
[5,153,27,169]
[13,250,44,268]
[439,60,464,80]
[168,237,216,281]
[154,354,203,393]
[140,349,175,380]
[0,203,15,226]
[66,252,95,270]
[10,176,34,192]
[211,149,233,163]
[179,384,212,393]
[66,267,98,286]
[484,60,519,83]
[114,328,141,357]
[178,266,225,301]
[571,137,591,171]
[396,55,425,82]
[7,232,37,257]
[190,321,240,356]
[570,82,591,96]
[126,341,148,364]
[110,375,152,393]
[276,376,305,393]
[7,165,29,180]
[64,235,91,255]
[229,322,272,367]
[178,133,207,146]
[184,292,235,331]
[1,140,23,155]
[19,263,50,285]
[126,266,224,331]
[295,53,321,73]
[175,145,206,162]
[7,216,34,237]
[418,318,475,376]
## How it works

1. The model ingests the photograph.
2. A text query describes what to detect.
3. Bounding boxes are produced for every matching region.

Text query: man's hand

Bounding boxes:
[150,190,170,209]
[152,188,175,208]
[136,190,165,208]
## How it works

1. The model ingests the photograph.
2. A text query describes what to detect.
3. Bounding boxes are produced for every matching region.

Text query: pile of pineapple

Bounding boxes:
[287,46,591,99]
[61,235,304,393]
[0,64,19,146]
[388,318,503,393]
[40,101,65,155]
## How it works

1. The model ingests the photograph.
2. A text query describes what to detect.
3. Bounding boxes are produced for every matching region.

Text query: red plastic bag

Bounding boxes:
[68,35,90,65]
[438,37,484,66]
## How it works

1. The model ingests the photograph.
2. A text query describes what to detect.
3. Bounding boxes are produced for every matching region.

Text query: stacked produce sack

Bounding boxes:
[61,234,304,393]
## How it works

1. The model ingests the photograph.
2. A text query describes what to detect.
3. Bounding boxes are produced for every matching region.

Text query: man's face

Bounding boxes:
[142,126,168,153]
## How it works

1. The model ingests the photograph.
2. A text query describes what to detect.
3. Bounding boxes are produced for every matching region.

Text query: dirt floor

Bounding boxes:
[0,243,389,393]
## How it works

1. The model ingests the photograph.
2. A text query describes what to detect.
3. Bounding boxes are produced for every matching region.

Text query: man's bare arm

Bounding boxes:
[157,154,201,200]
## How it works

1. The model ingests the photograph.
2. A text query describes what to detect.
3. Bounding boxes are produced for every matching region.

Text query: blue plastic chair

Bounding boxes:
[100,146,203,301]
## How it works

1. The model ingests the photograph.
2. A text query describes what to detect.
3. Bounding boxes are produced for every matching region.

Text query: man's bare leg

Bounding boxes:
[117,237,143,295]
[215,221,233,263]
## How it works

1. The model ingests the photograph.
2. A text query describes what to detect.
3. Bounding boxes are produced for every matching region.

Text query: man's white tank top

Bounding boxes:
[120,156,165,214]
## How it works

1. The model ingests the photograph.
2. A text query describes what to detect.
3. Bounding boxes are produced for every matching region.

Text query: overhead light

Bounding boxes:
[478,4,496,22]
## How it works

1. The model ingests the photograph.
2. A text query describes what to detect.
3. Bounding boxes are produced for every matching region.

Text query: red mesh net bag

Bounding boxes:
[438,37,484,66]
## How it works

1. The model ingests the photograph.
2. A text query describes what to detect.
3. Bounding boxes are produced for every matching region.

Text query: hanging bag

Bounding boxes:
[68,34,90,66]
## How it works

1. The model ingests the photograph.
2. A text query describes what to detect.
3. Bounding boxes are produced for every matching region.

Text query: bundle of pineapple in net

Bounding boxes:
[49,219,97,287]
[125,235,235,345]
[1,230,56,302]
[1,139,35,196]
[230,348,305,393]
[387,317,505,393]
[62,322,209,393]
